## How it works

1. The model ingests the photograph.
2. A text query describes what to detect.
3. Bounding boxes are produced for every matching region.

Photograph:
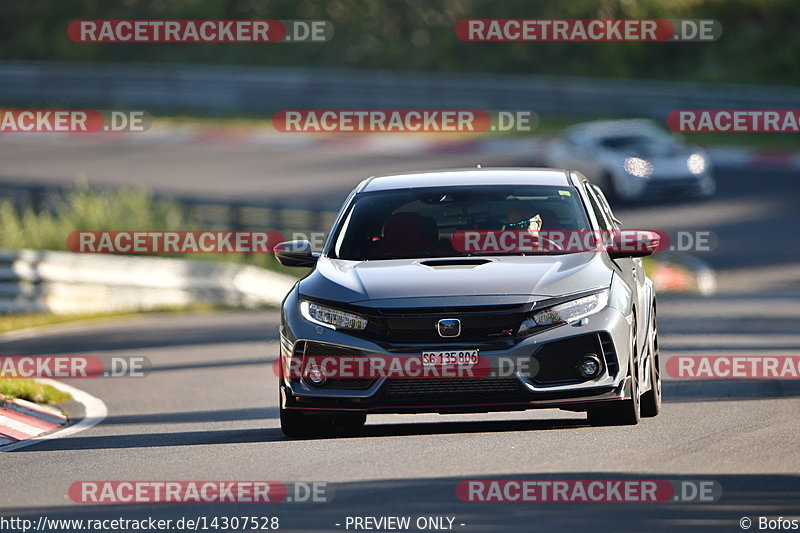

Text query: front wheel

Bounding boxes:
[279,386,367,437]
[279,385,334,438]
[641,310,661,417]
[332,413,367,431]
[587,327,641,426]
[280,406,332,438]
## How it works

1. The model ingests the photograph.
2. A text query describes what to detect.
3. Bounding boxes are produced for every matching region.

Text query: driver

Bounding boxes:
[503,205,543,237]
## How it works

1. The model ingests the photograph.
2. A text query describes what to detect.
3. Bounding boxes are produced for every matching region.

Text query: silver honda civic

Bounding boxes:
[275,168,661,437]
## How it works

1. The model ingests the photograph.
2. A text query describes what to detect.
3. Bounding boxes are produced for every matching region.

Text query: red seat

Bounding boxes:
[369,212,443,259]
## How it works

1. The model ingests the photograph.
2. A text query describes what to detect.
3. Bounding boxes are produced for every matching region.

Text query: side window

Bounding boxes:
[565,131,579,147]
[567,131,588,151]
[584,184,610,231]
[593,186,621,231]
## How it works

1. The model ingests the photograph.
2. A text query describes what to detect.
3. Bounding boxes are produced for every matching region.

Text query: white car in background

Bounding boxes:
[545,119,715,202]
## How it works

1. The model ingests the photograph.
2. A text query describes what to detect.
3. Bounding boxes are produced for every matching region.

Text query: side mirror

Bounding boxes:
[607,230,663,259]
[273,240,319,267]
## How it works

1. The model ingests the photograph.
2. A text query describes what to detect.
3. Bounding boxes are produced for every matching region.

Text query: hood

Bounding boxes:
[298,253,613,307]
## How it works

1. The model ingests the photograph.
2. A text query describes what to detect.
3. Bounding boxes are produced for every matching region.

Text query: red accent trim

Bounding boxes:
[0,426,29,441]
[284,395,625,412]
[0,407,59,431]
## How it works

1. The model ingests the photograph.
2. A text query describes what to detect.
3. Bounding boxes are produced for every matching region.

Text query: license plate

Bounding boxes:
[422,350,479,366]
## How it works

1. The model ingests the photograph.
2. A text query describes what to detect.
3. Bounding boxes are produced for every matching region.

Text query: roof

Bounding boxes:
[361,168,571,192]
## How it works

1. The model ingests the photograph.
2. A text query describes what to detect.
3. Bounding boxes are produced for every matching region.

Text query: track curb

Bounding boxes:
[0,379,106,452]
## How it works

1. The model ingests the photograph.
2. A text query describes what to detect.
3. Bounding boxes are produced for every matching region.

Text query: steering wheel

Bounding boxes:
[535,235,564,252]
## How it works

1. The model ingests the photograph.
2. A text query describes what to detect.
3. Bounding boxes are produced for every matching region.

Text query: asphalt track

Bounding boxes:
[1,138,799,532]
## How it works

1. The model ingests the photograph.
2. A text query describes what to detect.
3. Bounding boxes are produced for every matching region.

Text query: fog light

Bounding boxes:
[576,354,602,378]
[305,364,326,385]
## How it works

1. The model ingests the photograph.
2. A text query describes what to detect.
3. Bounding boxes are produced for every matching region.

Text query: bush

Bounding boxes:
[0,185,297,274]
[0,378,71,404]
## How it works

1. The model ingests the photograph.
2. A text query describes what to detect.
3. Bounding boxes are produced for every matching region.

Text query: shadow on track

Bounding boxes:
[15,417,589,451]
[12,428,287,452]
[663,379,800,402]
[99,407,280,425]
[4,473,799,532]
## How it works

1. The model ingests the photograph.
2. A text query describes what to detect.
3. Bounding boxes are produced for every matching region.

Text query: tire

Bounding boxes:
[280,407,332,438]
[332,413,367,431]
[587,323,641,426]
[279,385,333,438]
[641,310,662,418]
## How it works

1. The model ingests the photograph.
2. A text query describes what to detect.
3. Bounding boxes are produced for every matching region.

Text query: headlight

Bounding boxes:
[623,157,653,178]
[518,290,609,336]
[300,301,368,330]
[687,153,706,175]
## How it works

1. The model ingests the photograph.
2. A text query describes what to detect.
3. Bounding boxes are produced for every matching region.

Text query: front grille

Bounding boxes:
[599,332,619,377]
[645,178,702,197]
[376,304,524,315]
[318,378,376,390]
[352,305,529,344]
[303,342,361,358]
[382,325,515,343]
[530,333,605,384]
[382,377,526,404]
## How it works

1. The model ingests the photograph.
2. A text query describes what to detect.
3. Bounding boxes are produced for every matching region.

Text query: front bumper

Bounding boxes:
[622,173,715,200]
[278,298,635,415]
[643,175,715,198]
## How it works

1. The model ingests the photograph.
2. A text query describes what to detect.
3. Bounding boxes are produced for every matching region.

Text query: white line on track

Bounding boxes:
[0,378,107,452]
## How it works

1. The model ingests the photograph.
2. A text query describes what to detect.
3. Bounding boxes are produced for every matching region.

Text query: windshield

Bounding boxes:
[598,132,680,152]
[331,185,591,260]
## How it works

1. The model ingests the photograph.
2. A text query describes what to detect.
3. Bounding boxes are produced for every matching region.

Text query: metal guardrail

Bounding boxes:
[0,177,316,314]
[1,60,800,118]
[0,178,320,313]
[0,249,296,314]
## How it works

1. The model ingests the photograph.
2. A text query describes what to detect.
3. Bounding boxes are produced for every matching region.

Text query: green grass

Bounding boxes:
[0,184,303,276]
[0,186,187,250]
[0,378,71,404]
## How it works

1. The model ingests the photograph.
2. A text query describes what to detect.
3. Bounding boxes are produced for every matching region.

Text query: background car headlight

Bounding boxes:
[623,157,654,178]
[518,290,609,335]
[687,153,706,175]
[300,301,368,330]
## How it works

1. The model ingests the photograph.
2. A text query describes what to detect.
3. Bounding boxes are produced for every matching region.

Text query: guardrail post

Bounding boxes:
[30,186,47,213]
[230,203,245,231]
[271,204,284,234]
[311,206,325,232]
